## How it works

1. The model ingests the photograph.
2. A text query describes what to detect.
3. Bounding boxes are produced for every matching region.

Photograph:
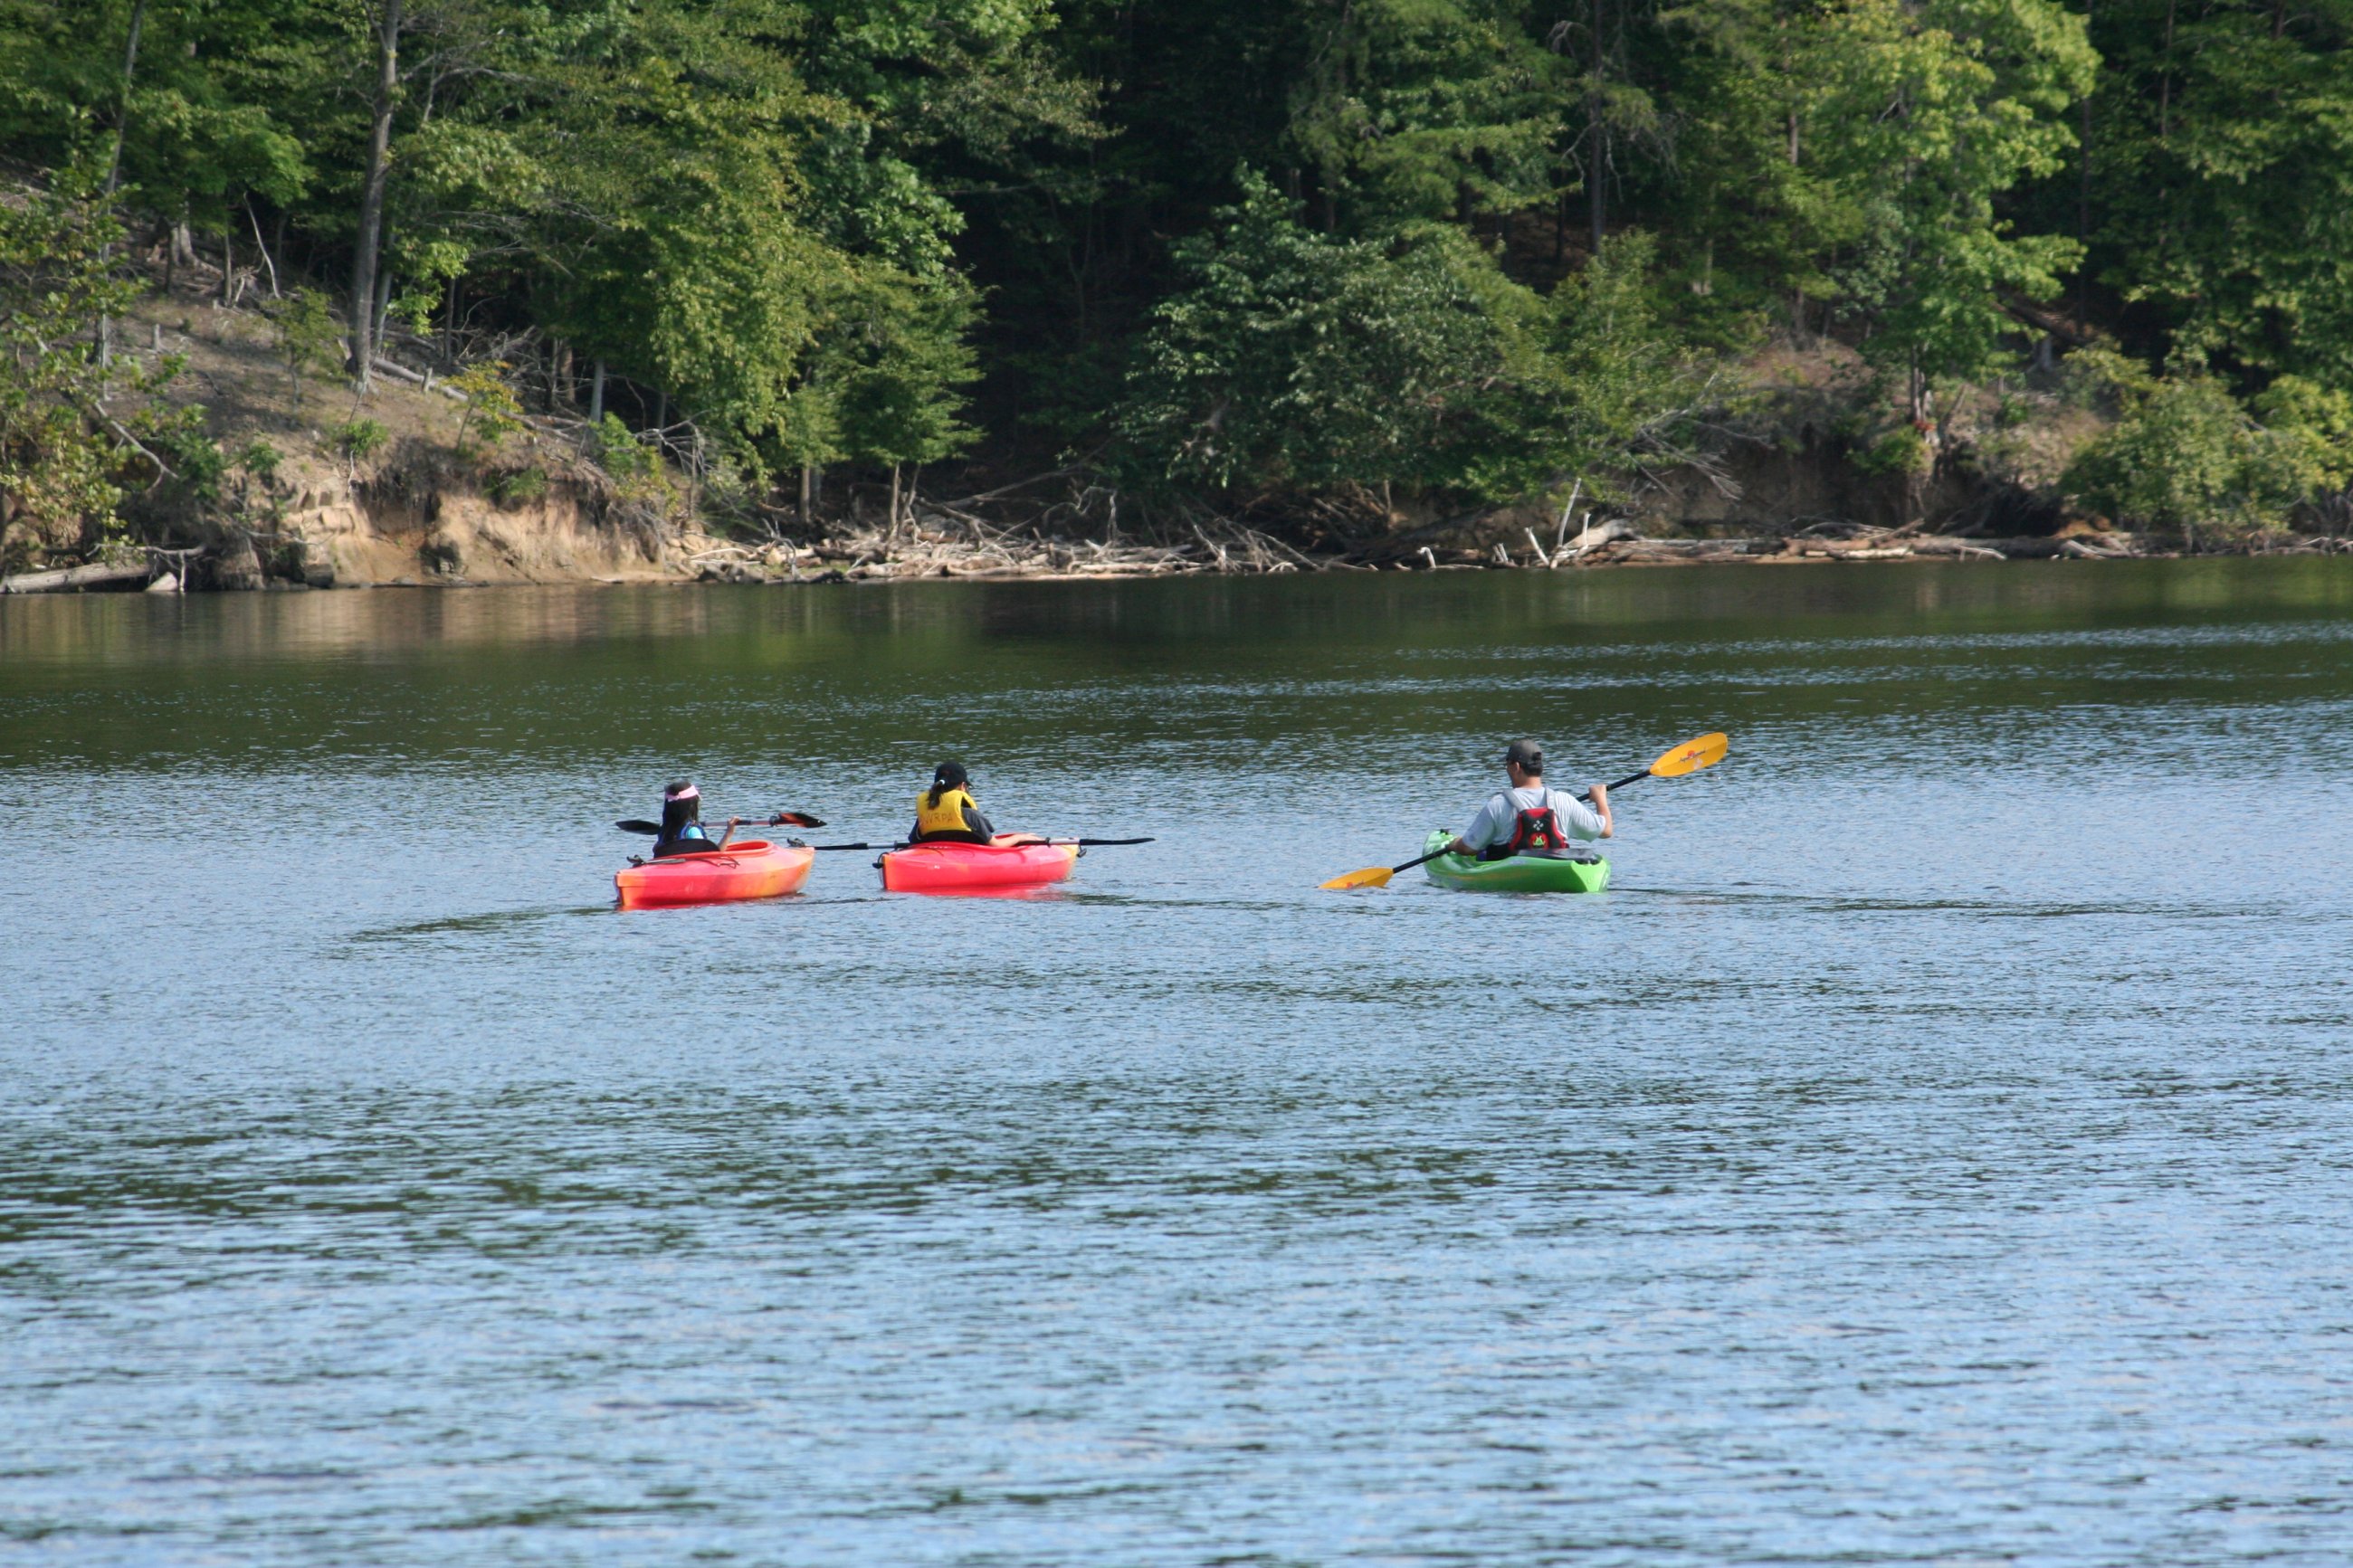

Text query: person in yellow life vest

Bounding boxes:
[910,760,996,844]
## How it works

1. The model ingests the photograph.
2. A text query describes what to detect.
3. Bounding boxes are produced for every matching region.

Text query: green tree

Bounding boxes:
[2063,353,2343,540]
[2076,0,2353,389]
[1115,170,1697,505]
[1655,0,1862,326]
[1814,0,2096,427]
[0,170,167,564]
[1115,171,1500,492]
[1285,0,1572,234]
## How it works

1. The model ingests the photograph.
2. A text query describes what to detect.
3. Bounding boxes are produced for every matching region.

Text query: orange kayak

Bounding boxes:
[876,834,1080,894]
[614,840,815,910]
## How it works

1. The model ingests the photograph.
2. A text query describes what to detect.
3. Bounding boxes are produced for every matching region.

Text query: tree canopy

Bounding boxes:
[5,0,2350,546]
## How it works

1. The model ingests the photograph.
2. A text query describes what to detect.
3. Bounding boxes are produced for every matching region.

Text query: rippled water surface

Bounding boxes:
[5,562,2352,1564]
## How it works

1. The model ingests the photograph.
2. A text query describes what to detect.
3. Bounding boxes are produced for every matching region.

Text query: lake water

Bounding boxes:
[5,561,2351,1565]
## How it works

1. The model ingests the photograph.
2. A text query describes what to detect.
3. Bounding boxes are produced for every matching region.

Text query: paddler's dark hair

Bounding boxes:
[661,781,702,836]
[926,759,969,809]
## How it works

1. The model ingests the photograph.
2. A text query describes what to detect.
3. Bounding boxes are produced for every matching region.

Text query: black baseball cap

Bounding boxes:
[1504,738,1544,770]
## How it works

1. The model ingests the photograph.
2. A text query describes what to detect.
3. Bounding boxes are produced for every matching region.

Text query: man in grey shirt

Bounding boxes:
[1445,737,1612,860]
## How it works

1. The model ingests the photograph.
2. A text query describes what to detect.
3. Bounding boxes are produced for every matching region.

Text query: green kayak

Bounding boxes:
[1421,830,1611,894]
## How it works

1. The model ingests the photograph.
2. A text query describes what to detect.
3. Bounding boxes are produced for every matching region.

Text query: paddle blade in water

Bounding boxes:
[1319,866,1396,890]
[1648,732,1729,778]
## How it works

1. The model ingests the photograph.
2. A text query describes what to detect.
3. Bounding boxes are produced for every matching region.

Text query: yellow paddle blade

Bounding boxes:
[1648,731,1729,779]
[1319,866,1397,890]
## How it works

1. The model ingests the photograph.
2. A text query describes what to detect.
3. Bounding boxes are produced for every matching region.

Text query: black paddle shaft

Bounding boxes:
[615,811,824,834]
[1585,768,1652,802]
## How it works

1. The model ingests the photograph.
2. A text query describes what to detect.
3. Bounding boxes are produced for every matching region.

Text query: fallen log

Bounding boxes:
[1910,537,2008,561]
[1563,518,1639,559]
[371,356,463,400]
[0,560,155,594]
[2060,537,2140,559]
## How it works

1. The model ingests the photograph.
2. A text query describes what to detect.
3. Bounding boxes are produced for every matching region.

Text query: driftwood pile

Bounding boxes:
[1489,518,2160,568]
[690,502,1335,584]
[679,504,2353,582]
[1348,517,2167,572]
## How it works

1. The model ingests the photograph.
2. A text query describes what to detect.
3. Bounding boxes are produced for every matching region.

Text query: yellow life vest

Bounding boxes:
[914,786,979,837]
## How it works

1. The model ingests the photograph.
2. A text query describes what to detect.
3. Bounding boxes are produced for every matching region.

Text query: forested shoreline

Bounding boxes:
[4,0,2351,583]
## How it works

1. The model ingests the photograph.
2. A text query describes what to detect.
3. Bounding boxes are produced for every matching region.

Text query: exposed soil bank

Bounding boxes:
[11,280,2346,595]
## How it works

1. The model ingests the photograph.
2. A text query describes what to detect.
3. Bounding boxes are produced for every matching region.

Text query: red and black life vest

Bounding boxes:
[1505,803,1567,853]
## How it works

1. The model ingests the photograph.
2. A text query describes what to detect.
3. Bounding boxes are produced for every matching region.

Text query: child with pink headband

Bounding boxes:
[654,781,742,858]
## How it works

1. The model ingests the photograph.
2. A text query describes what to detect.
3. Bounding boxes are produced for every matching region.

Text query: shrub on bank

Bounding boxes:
[2063,353,2353,545]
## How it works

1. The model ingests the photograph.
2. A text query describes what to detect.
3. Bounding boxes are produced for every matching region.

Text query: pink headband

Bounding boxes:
[664,784,700,802]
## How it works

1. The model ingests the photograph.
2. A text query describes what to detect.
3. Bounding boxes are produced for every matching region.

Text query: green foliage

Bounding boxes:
[447,363,524,454]
[590,413,677,519]
[1116,171,1699,504]
[0,168,151,562]
[1115,171,1501,493]
[2080,0,2353,387]
[1492,229,1715,502]
[331,417,386,467]
[1817,0,2096,410]
[795,271,981,471]
[0,0,310,228]
[484,464,548,505]
[1285,0,1573,232]
[592,413,655,482]
[235,439,281,481]
[268,289,339,410]
[1852,425,1933,478]
[137,402,228,508]
[3,0,2350,546]
[2253,377,2353,500]
[2063,362,2339,538]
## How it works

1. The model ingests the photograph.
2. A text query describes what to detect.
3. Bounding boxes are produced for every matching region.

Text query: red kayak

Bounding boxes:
[614,840,815,910]
[876,834,1080,894]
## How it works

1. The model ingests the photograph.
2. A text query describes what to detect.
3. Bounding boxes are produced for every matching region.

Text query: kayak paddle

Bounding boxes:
[809,836,1157,851]
[1318,732,1729,890]
[615,810,826,834]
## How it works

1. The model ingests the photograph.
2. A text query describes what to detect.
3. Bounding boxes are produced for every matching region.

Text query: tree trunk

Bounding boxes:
[2077,0,2093,336]
[105,0,148,196]
[372,245,395,356]
[348,0,405,389]
[246,199,280,297]
[2158,0,2175,142]
[588,359,605,425]
[1587,0,1607,252]
[100,0,150,368]
[221,221,235,306]
[0,560,157,594]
